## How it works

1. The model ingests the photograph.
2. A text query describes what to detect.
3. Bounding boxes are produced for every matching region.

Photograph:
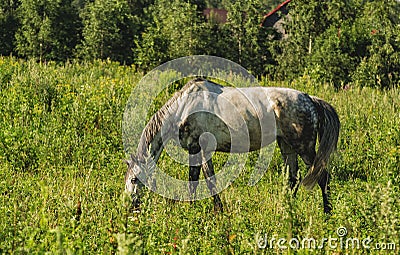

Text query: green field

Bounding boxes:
[1,57,399,254]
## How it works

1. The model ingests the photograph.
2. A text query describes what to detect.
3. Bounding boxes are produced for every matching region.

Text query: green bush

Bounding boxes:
[0,57,136,172]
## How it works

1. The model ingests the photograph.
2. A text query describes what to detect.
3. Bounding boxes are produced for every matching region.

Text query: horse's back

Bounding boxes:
[182,80,318,131]
[177,79,276,152]
[182,78,224,95]
[178,79,319,153]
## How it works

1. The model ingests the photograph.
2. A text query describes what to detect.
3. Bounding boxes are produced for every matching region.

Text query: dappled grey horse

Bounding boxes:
[125,78,340,213]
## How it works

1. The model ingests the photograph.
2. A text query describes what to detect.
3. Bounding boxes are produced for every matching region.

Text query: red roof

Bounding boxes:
[261,0,291,27]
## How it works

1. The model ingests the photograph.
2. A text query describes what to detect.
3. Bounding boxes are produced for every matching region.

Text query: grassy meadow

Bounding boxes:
[0,57,399,254]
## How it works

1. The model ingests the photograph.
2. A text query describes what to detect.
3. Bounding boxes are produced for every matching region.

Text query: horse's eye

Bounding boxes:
[131,177,137,184]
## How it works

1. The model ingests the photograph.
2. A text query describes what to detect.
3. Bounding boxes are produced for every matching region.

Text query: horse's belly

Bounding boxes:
[215,90,276,153]
[210,112,276,153]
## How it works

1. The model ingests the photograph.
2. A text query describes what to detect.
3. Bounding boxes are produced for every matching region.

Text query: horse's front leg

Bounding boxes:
[188,153,201,200]
[201,156,223,212]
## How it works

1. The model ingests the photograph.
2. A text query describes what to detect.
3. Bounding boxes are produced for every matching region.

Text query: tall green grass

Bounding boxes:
[1,57,399,254]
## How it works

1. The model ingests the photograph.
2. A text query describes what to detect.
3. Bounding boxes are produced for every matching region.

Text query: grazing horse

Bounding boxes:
[125,78,340,213]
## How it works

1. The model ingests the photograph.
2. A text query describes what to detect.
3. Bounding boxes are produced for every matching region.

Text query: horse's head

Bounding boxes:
[124,155,143,209]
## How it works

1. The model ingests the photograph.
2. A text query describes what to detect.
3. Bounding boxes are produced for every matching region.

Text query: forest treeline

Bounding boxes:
[0,0,399,87]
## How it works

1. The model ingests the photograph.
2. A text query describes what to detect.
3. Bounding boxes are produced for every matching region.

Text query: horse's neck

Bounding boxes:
[137,130,164,163]
[136,83,192,162]
[137,111,174,163]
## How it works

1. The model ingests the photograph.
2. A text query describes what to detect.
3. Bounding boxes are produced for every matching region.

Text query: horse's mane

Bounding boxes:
[139,77,207,154]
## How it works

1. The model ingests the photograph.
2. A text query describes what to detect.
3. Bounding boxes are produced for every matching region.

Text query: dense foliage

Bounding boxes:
[1,57,399,253]
[1,0,399,87]
[275,0,400,88]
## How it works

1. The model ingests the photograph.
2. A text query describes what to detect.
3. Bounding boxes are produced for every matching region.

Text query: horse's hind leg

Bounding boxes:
[277,137,299,196]
[318,170,332,214]
[202,156,223,212]
[299,149,332,214]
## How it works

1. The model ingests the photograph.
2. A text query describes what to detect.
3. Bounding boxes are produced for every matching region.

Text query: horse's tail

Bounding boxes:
[302,96,340,189]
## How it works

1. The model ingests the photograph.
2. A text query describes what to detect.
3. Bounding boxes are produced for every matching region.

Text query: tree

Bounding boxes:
[273,0,332,80]
[15,0,82,61]
[134,0,204,70]
[0,0,20,56]
[352,0,400,88]
[273,0,400,88]
[77,0,138,64]
[223,0,272,75]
